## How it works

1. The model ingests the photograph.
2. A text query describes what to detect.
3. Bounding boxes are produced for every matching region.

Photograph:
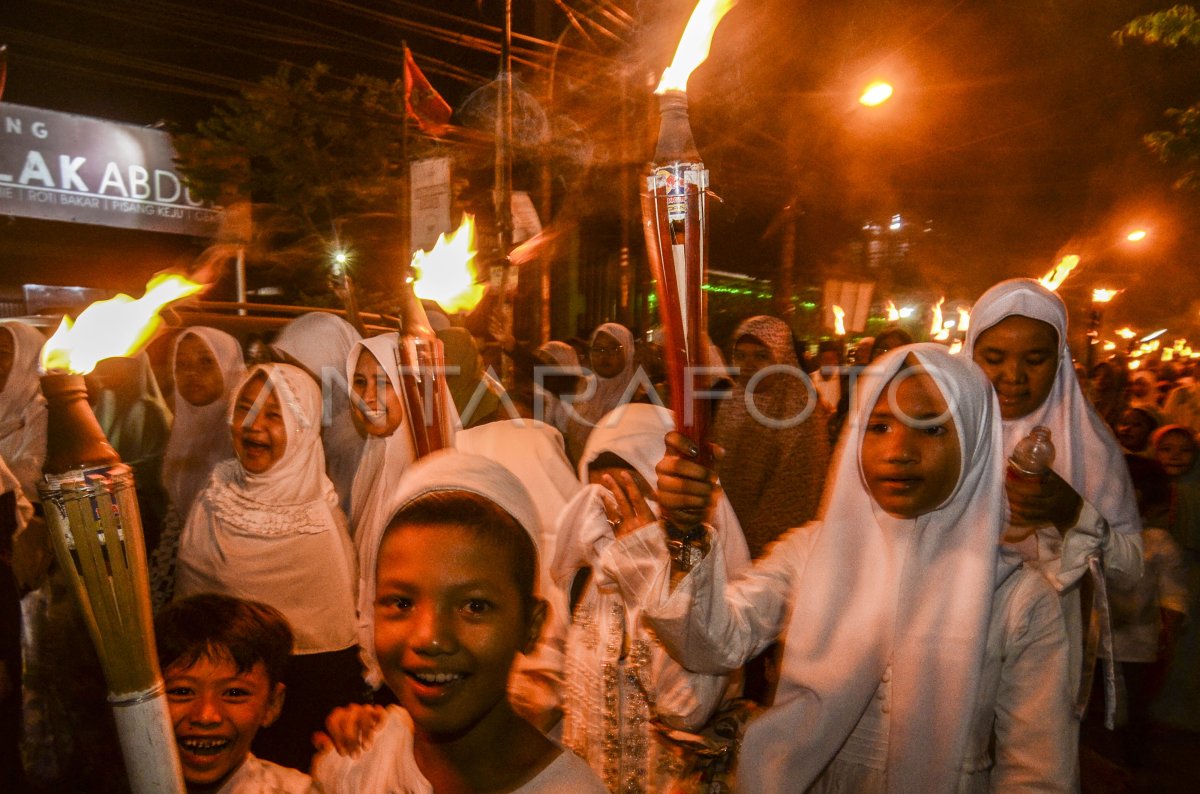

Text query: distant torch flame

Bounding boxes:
[1102,341,1117,352]
[930,297,945,338]
[410,214,485,314]
[1126,229,1147,242]
[1092,288,1118,304]
[886,300,900,322]
[956,306,970,333]
[948,339,963,355]
[40,273,204,375]
[859,81,894,107]
[832,304,846,336]
[655,0,738,94]
[1039,254,1080,292]
[1115,327,1136,340]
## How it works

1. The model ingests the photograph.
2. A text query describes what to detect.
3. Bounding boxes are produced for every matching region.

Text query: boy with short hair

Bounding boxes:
[155,593,317,793]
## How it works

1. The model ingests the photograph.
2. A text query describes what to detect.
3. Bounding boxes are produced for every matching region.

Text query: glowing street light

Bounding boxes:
[859,81,894,107]
[1126,229,1148,243]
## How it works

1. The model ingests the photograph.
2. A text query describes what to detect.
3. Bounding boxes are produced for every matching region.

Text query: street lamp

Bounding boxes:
[1126,229,1148,243]
[859,81,894,107]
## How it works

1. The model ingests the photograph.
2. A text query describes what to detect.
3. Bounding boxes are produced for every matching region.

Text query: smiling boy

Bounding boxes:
[156,594,317,793]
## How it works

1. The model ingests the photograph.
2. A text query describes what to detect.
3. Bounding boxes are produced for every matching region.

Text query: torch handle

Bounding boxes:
[111,690,186,793]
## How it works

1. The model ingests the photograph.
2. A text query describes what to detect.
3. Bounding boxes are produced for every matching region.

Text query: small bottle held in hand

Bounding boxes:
[1008,426,1055,480]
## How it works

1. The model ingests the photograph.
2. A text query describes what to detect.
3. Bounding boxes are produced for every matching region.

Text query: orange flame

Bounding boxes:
[859,81,894,107]
[930,297,945,338]
[410,214,485,314]
[832,304,846,336]
[1092,288,1118,304]
[40,274,204,375]
[1039,254,1079,292]
[656,0,738,94]
[956,306,970,333]
[886,300,900,322]
[948,339,963,355]
[1115,327,1136,340]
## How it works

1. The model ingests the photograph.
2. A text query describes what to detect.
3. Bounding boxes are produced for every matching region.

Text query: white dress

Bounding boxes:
[312,707,607,793]
[216,753,318,794]
[603,524,1076,793]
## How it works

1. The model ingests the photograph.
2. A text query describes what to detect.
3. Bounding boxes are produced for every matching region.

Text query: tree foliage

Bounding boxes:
[1116,6,1200,190]
[174,63,437,306]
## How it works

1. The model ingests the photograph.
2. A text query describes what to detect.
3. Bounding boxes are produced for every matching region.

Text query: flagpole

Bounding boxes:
[400,40,412,289]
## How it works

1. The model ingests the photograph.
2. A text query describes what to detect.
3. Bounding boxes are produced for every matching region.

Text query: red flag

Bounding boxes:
[0,45,8,103]
[404,49,452,136]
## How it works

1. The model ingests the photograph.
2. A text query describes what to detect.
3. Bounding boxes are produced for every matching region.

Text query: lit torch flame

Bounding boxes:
[832,304,846,337]
[956,306,970,333]
[930,297,945,338]
[655,0,738,94]
[948,339,963,355]
[1039,254,1080,292]
[1102,341,1116,352]
[1115,327,1136,340]
[886,300,900,322]
[1092,288,1118,304]
[40,273,204,375]
[410,214,485,314]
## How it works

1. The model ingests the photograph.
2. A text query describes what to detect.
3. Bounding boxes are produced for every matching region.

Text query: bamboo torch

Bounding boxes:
[401,214,485,457]
[642,0,738,464]
[36,274,202,794]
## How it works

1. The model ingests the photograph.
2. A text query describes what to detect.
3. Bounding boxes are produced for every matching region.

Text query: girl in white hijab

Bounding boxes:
[174,363,360,771]
[606,345,1074,792]
[534,340,585,435]
[963,279,1144,718]
[564,323,638,465]
[553,403,749,792]
[162,327,245,518]
[0,321,48,502]
[271,313,366,517]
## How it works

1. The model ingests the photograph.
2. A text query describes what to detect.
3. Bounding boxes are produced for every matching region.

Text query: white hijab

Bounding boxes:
[0,320,48,500]
[176,363,356,653]
[162,327,245,517]
[535,341,584,433]
[740,344,1007,794]
[553,404,750,786]
[356,450,542,688]
[203,364,338,535]
[346,335,417,546]
[272,313,366,516]
[564,323,637,463]
[962,278,1141,538]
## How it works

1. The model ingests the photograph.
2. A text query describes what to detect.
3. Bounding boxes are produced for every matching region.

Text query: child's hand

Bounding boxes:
[314,703,387,758]
[656,432,720,531]
[1004,468,1083,537]
[601,471,657,538]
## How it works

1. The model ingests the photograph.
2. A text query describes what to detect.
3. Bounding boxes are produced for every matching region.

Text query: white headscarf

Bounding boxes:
[564,323,637,463]
[962,278,1141,538]
[272,313,366,516]
[356,450,542,688]
[176,364,356,654]
[740,344,1007,794]
[553,404,750,786]
[346,335,417,545]
[0,321,47,501]
[162,327,245,517]
[535,340,583,434]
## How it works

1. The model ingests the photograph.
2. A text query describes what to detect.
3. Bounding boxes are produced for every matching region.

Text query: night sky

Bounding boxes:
[4,0,1200,338]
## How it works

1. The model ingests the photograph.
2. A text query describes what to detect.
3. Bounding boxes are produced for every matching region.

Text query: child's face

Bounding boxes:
[351,350,404,438]
[231,374,287,474]
[860,371,961,518]
[972,315,1058,420]
[374,521,544,742]
[175,334,225,408]
[165,654,284,789]
[1116,409,1154,452]
[1156,432,1197,477]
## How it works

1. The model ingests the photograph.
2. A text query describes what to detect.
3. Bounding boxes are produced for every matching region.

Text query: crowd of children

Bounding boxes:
[0,275,1197,792]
